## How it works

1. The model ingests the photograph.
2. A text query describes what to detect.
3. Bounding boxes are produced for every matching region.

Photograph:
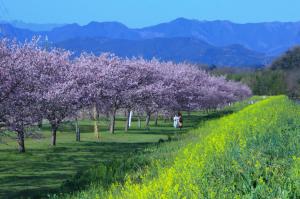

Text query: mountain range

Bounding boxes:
[56,37,268,67]
[1,18,300,67]
[0,20,64,31]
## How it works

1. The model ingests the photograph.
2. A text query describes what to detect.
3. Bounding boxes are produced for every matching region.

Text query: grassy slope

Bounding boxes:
[0,110,218,199]
[66,96,300,199]
[50,97,262,199]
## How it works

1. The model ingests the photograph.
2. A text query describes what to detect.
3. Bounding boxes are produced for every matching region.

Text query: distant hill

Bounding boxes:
[139,18,300,56]
[1,18,300,66]
[56,37,269,67]
[3,20,64,31]
[270,46,300,97]
[47,21,140,42]
[47,18,300,56]
[271,46,300,70]
[0,23,34,41]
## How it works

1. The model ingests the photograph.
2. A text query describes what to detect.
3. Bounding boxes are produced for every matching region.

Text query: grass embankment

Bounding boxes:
[0,107,235,199]
[63,96,300,199]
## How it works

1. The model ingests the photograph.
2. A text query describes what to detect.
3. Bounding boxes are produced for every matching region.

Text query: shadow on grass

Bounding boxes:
[0,141,154,199]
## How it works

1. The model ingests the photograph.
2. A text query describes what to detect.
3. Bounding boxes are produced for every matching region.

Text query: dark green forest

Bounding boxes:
[212,46,300,98]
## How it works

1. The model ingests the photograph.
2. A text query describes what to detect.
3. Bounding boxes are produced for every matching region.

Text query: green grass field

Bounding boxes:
[0,110,228,199]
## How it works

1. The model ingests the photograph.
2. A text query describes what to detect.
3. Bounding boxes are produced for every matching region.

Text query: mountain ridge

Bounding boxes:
[55,37,270,67]
[0,18,299,67]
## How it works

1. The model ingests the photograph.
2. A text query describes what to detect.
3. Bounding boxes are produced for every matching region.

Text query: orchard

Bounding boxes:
[0,39,251,153]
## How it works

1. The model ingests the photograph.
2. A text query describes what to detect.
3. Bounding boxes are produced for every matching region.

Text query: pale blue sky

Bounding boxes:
[0,0,299,27]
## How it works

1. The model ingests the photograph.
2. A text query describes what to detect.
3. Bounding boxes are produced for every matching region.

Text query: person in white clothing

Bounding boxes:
[173,114,179,128]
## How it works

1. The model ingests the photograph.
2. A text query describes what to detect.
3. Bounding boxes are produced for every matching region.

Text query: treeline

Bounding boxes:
[212,46,300,98]
[0,38,251,153]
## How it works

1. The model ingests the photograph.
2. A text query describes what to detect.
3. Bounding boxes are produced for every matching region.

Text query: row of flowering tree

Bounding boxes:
[0,39,252,152]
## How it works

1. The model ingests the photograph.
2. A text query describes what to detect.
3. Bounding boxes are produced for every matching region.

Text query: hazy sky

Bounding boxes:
[0,0,299,27]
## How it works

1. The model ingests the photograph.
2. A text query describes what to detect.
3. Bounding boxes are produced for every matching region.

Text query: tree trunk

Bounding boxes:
[94,120,100,140]
[93,104,100,139]
[17,130,25,153]
[125,109,130,132]
[38,118,43,129]
[145,112,151,129]
[75,118,80,142]
[51,125,57,146]
[138,115,141,128]
[110,108,116,134]
[154,112,159,126]
[164,115,168,123]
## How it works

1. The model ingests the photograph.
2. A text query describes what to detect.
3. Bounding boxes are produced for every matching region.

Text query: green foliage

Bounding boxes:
[250,70,287,95]
[211,67,288,96]
[269,46,300,97]
[64,96,300,198]
[223,96,265,113]
[211,47,300,97]
[271,46,300,70]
